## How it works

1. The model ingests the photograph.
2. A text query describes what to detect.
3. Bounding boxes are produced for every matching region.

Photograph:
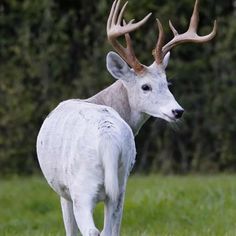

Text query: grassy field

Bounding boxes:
[1,175,236,236]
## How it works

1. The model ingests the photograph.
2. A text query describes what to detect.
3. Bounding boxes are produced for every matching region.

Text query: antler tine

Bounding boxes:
[107,0,152,74]
[153,19,165,65]
[107,0,117,33]
[188,0,199,32]
[112,0,122,26]
[155,0,217,64]
[169,20,179,36]
[118,1,128,25]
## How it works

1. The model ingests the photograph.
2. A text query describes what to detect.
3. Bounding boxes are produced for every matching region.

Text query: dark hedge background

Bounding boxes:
[0,0,235,175]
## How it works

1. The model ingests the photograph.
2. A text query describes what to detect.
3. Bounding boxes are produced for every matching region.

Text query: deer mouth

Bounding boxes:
[163,113,177,122]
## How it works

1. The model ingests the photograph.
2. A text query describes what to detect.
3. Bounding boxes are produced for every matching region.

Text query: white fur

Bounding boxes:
[106,52,183,124]
[37,100,135,236]
[100,141,119,202]
[37,51,183,236]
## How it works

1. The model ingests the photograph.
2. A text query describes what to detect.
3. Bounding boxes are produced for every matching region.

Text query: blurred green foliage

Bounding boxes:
[0,0,235,175]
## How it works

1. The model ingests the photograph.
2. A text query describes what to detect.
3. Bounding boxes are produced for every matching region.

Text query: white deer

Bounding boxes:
[36,0,216,235]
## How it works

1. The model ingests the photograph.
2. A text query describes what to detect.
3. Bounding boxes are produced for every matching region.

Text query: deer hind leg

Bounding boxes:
[70,178,101,236]
[72,195,100,236]
[101,177,127,236]
[60,197,78,236]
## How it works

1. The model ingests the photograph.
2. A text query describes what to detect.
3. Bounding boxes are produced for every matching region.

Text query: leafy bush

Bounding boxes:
[0,0,235,174]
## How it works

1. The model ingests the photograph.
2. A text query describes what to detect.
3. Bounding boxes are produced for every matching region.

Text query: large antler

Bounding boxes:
[154,0,217,65]
[107,0,152,74]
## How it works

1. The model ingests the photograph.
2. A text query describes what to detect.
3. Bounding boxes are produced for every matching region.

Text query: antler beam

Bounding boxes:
[154,0,217,65]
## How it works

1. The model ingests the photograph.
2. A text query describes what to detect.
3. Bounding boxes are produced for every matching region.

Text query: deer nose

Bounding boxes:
[172,109,184,119]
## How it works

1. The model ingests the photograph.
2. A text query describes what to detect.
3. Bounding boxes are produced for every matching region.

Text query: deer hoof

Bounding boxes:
[89,228,100,236]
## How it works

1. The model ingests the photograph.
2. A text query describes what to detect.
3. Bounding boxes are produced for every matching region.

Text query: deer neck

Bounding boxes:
[86,80,150,135]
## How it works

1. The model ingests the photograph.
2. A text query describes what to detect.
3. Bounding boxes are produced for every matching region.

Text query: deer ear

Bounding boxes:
[106,52,134,81]
[163,52,170,69]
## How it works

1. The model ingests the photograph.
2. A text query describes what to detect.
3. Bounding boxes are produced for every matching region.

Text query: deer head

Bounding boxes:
[106,0,217,122]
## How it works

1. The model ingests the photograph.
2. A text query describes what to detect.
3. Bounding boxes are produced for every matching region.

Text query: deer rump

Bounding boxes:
[36,99,136,202]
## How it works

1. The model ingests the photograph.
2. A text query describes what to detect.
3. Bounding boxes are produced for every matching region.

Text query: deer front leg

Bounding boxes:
[101,182,126,236]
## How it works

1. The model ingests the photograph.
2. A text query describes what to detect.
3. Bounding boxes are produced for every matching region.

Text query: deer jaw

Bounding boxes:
[106,51,184,123]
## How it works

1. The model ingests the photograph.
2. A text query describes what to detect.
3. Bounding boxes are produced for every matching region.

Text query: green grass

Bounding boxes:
[1,175,236,236]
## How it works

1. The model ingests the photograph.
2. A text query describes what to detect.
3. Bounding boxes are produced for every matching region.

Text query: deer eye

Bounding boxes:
[141,84,152,91]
